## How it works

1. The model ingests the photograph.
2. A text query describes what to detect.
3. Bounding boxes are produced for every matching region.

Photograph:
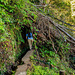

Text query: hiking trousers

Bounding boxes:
[28,39,33,50]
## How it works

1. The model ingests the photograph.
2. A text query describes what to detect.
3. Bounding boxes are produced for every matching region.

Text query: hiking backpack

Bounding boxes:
[28,33,32,38]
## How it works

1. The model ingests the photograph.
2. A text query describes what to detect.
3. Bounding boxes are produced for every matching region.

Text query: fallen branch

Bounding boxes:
[58,24,75,31]
[56,26,75,42]
[44,16,75,42]
[48,22,57,53]
[54,25,66,42]
[34,4,48,7]
[67,39,75,44]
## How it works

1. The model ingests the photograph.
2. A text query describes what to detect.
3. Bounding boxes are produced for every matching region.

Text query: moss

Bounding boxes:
[0,0,38,73]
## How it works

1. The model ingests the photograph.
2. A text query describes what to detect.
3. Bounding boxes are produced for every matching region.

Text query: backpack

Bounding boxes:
[28,33,32,38]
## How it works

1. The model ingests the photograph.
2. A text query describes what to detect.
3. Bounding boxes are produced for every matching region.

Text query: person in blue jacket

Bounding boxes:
[26,31,33,50]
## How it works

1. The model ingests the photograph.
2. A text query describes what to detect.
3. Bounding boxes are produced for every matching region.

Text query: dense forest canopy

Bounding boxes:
[0,0,75,75]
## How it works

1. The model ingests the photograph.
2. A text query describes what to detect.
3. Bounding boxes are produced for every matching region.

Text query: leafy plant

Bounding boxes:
[0,0,38,74]
[27,65,59,75]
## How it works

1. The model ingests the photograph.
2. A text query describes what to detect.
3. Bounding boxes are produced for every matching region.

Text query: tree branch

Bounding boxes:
[45,16,75,42]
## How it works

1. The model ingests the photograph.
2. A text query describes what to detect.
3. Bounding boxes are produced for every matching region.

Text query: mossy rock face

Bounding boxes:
[0,0,38,73]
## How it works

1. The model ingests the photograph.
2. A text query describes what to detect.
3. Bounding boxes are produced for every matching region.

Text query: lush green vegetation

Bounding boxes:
[46,0,75,33]
[28,40,75,75]
[0,0,75,75]
[0,0,37,74]
[27,65,59,75]
[27,0,75,75]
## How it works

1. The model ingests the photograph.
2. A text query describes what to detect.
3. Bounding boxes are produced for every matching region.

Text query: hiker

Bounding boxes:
[26,31,33,50]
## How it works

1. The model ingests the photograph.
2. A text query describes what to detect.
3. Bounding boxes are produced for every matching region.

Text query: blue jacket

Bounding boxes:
[26,33,33,39]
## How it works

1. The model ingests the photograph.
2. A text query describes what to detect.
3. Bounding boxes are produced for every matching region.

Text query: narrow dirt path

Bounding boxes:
[15,49,34,75]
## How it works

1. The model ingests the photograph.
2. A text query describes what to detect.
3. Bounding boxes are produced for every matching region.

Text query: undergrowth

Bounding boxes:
[27,39,75,75]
